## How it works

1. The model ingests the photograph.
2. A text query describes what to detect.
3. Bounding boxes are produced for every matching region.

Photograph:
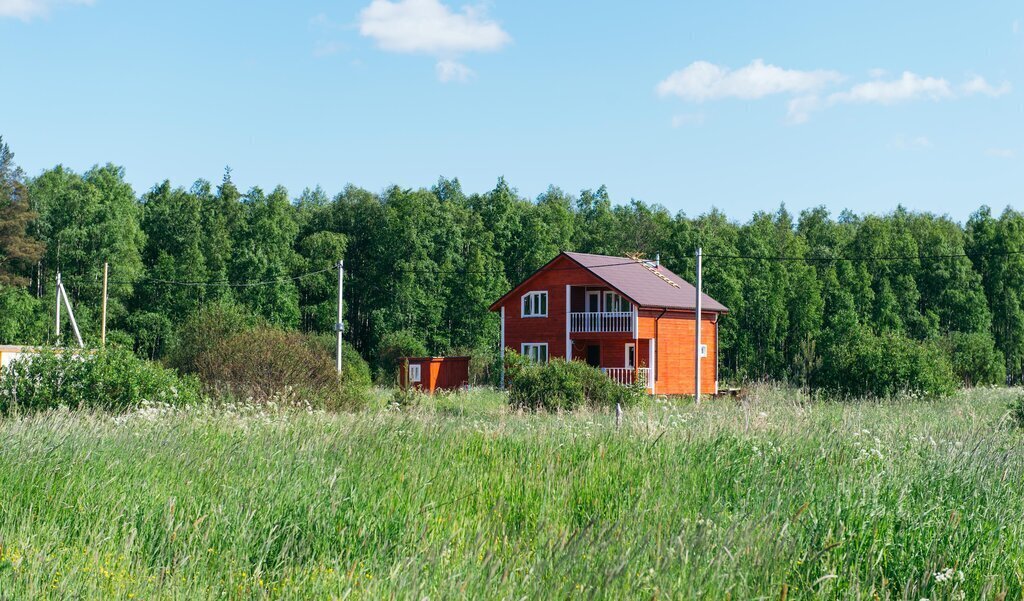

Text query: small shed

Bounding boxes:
[399,356,470,393]
[0,345,44,370]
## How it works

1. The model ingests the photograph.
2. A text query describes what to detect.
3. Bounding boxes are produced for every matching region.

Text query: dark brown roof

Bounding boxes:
[564,252,728,312]
[488,252,728,313]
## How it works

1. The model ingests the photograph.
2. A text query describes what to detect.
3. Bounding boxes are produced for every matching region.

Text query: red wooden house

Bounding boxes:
[489,252,728,395]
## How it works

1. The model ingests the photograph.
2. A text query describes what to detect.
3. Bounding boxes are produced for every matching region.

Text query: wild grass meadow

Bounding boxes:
[0,387,1021,599]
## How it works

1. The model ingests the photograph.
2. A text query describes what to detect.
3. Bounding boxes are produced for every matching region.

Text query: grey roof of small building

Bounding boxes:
[563,252,729,313]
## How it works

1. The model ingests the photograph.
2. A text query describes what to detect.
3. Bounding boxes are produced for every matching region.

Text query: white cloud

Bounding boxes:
[656,59,843,102]
[828,71,952,105]
[670,113,705,128]
[786,95,821,124]
[962,75,1011,97]
[436,59,473,82]
[868,68,888,79]
[986,148,1015,158]
[0,0,92,20]
[359,0,510,54]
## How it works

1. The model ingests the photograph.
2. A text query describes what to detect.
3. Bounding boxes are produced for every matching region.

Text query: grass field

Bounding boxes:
[0,387,1022,599]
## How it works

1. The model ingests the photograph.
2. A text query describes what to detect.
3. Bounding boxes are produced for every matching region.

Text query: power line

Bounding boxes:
[703,249,1024,263]
[70,266,336,288]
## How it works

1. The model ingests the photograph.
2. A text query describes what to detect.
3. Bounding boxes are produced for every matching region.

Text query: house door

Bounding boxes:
[587,291,600,312]
[586,345,601,368]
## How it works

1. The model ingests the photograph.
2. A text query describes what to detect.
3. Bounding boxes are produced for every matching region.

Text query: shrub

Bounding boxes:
[376,329,428,384]
[170,300,263,374]
[0,347,202,414]
[816,329,957,399]
[943,331,1006,387]
[1011,394,1024,429]
[505,352,645,412]
[193,327,367,409]
[307,334,373,387]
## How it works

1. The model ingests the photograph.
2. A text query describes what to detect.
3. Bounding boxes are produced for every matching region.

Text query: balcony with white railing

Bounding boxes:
[569,311,635,334]
[602,367,651,388]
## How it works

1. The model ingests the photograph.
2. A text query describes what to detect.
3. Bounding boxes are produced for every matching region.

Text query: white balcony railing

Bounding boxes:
[602,367,651,388]
[569,311,635,334]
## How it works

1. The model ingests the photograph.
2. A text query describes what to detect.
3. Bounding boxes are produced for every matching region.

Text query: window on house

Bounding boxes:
[521,343,549,364]
[521,291,548,317]
[604,291,630,313]
[625,343,636,369]
[408,364,421,383]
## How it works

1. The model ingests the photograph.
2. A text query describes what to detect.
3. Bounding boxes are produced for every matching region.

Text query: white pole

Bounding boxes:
[59,281,84,348]
[101,262,109,347]
[695,247,703,405]
[499,306,506,389]
[336,260,344,375]
[55,271,62,342]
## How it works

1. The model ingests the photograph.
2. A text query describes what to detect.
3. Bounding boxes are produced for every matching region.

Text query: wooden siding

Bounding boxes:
[641,311,718,395]
[399,357,470,393]
[499,255,609,361]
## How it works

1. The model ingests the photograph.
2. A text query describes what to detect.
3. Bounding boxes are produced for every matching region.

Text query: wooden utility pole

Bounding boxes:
[101,262,109,346]
[335,260,344,375]
[695,247,703,405]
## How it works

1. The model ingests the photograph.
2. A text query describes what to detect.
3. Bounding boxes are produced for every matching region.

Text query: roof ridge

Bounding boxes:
[627,254,681,289]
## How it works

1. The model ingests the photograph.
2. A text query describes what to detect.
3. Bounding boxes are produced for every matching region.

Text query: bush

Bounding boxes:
[943,331,1006,387]
[376,329,428,384]
[0,347,202,414]
[307,334,373,387]
[193,327,366,409]
[1011,394,1024,429]
[170,300,263,374]
[505,352,645,412]
[816,329,957,399]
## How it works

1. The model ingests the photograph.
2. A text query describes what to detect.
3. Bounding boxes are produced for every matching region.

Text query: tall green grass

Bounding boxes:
[0,387,1021,599]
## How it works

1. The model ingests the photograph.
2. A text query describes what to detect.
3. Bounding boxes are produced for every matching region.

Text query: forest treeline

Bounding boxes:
[0,136,1021,393]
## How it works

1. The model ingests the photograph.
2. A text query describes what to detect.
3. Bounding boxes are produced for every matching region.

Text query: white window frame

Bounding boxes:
[604,291,630,313]
[521,291,548,318]
[521,343,549,364]
[625,343,636,369]
[586,290,601,313]
[408,364,422,383]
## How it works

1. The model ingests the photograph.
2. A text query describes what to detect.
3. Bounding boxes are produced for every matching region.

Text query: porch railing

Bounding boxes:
[602,367,651,388]
[569,311,634,334]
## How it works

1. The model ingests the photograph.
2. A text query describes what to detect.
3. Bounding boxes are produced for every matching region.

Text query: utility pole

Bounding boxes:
[55,271,62,342]
[54,272,84,348]
[101,262,109,346]
[336,260,344,375]
[695,247,702,405]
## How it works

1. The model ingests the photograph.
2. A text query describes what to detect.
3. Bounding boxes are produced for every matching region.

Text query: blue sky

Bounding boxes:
[2,0,1021,221]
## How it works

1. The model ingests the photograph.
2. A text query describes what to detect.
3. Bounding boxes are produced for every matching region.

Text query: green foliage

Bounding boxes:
[505,352,645,411]
[944,331,1006,387]
[0,347,201,414]
[0,137,45,287]
[1010,393,1024,429]
[817,328,957,399]
[0,286,49,344]
[307,333,373,387]
[376,329,428,384]
[192,326,356,408]
[169,299,264,373]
